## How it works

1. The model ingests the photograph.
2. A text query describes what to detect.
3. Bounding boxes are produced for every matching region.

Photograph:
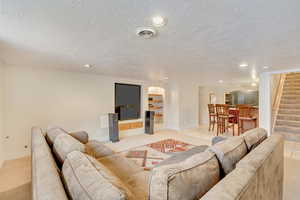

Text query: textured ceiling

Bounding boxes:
[1,0,300,85]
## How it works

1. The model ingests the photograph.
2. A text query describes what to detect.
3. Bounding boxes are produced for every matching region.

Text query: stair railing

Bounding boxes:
[271,74,286,132]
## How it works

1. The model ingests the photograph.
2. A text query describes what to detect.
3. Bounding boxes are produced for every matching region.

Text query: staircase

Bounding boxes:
[274,73,300,141]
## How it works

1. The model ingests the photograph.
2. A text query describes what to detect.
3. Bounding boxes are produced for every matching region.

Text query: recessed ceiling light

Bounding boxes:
[164,77,169,80]
[152,16,166,27]
[239,63,248,68]
[263,66,269,69]
[83,64,92,68]
[251,82,257,87]
[218,80,224,83]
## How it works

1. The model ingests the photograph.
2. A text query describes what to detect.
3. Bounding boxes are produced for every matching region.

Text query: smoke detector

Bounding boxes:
[136,27,157,39]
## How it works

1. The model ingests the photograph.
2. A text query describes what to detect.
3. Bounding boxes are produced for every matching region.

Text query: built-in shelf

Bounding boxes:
[225,93,232,105]
[149,100,163,103]
[148,93,163,123]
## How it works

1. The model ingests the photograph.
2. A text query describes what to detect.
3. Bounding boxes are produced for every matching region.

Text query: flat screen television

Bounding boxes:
[115,83,141,121]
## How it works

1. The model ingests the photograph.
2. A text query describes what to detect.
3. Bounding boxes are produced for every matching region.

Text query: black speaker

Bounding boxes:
[108,113,119,142]
[145,111,155,134]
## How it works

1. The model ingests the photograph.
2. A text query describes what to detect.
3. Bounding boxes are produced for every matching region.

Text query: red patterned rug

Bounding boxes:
[121,139,196,170]
[147,139,195,153]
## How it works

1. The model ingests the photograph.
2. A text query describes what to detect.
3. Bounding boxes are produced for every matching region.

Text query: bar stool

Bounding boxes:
[238,106,257,135]
[208,104,216,131]
[216,104,236,136]
[228,109,239,136]
[215,104,230,135]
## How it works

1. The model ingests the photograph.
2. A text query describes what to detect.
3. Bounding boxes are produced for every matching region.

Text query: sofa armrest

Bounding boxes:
[200,167,255,200]
[85,140,115,159]
[69,131,89,144]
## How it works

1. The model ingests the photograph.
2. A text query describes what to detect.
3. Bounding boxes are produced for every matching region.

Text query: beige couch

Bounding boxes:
[200,128,283,200]
[31,127,283,200]
[31,127,148,200]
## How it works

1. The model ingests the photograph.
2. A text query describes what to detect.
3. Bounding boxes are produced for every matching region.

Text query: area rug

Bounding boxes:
[120,139,196,170]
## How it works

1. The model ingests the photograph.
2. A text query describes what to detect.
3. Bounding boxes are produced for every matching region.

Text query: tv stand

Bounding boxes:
[118,121,143,131]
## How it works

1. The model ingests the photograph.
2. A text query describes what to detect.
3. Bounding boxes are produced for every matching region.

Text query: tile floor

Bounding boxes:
[0,126,300,200]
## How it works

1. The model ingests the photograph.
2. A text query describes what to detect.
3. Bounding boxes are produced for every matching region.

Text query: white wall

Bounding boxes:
[179,80,199,130]
[163,79,200,131]
[1,66,202,160]
[164,82,180,130]
[259,72,272,136]
[2,66,153,160]
[0,67,4,167]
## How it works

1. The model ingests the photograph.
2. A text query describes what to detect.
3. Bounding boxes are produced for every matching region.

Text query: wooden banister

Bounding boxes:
[271,74,286,131]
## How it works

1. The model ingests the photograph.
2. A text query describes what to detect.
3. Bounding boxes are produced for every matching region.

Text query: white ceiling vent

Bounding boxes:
[136,27,157,39]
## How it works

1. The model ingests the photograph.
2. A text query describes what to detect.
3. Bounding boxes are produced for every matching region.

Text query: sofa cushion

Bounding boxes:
[242,128,268,151]
[86,140,115,159]
[62,151,134,200]
[97,154,148,199]
[69,131,89,144]
[46,127,68,146]
[207,136,248,175]
[53,134,85,164]
[149,151,220,200]
[97,154,145,183]
[155,145,209,167]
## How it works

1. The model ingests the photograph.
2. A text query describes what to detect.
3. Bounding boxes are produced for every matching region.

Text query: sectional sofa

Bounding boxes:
[31,127,283,200]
